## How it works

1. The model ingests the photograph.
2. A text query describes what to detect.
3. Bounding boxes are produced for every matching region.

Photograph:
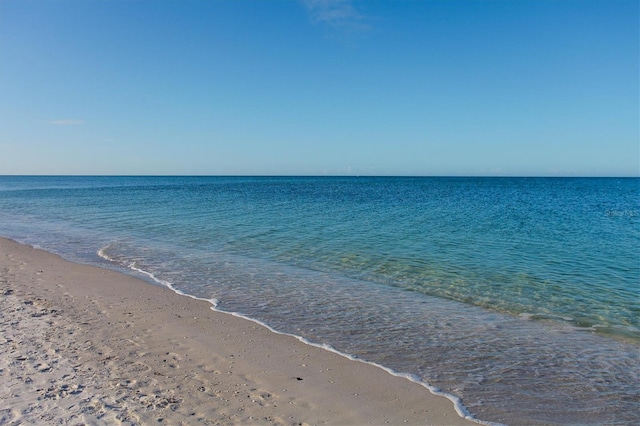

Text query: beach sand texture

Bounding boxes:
[0,238,475,425]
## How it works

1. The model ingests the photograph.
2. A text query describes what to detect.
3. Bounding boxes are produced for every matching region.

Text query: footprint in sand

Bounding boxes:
[36,363,52,373]
[162,352,182,369]
[246,388,276,407]
[40,383,84,400]
[138,394,182,410]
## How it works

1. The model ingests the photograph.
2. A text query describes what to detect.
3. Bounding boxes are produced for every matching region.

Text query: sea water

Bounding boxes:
[0,176,638,425]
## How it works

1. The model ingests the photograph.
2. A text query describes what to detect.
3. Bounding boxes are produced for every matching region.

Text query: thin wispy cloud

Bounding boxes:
[50,119,84,125]
[303,0,369,32]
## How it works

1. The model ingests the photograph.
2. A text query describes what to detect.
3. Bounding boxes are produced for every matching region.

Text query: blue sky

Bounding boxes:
[0,0,638,176]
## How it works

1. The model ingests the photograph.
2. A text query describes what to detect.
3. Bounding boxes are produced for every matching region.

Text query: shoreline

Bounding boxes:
[0,237,478,425]
[98,240,490,423]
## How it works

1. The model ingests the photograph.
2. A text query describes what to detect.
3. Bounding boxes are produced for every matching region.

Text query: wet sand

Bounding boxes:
[0,237,475,425]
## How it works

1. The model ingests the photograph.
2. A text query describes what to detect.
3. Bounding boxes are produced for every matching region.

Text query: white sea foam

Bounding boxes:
[96,243,502,426]
[98,244,219,307]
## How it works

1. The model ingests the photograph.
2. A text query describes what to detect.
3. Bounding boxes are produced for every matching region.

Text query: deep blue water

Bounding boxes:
[0,176,638,425]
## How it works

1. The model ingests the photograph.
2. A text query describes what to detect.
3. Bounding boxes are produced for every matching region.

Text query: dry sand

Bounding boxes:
[0,237,476,425]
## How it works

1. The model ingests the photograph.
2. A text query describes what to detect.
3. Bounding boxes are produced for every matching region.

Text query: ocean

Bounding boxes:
[0,176,637,425]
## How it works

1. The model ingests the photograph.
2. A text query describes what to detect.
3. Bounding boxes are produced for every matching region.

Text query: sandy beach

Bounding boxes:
[0,237,475,425]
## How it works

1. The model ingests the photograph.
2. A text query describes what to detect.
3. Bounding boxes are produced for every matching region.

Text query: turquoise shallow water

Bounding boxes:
[0,176,638,424]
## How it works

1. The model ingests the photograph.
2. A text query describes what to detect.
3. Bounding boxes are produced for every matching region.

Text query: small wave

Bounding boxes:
[518,312,640,341]
[519,312,574,322]
[97,244,116,262]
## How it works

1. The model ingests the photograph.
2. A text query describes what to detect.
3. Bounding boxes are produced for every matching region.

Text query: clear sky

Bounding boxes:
[1,0,638,176]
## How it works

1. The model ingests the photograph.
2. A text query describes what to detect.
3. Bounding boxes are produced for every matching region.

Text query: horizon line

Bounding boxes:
[1,174,638,179]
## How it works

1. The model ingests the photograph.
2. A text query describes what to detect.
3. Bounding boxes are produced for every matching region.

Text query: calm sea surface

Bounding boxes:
[0,176,638,425]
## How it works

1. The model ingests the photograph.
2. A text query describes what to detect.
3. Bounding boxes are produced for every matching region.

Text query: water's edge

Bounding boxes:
[8,236,501,425]
[99,241,502,426]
